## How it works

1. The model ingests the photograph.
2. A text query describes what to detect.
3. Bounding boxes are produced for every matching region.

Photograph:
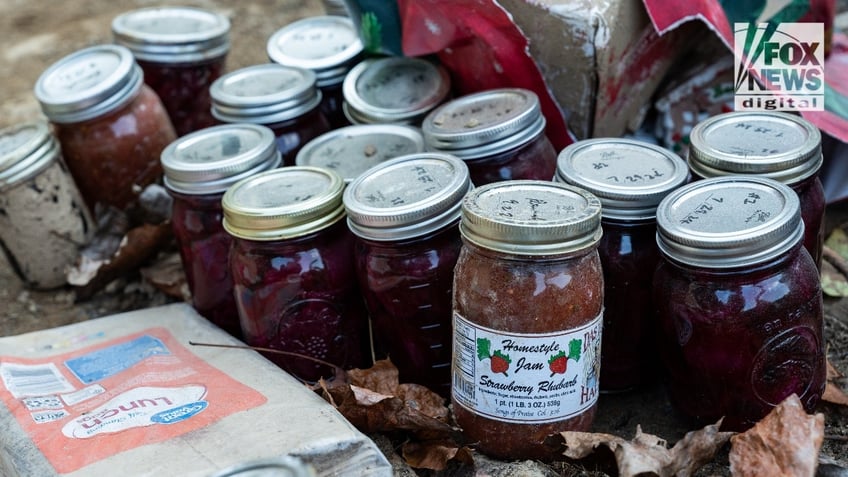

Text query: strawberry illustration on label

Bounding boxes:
[477,338,511,376]
[548,339,582,377]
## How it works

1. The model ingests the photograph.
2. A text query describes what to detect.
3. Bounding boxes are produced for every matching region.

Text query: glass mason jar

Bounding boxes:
[688,111,825,269]
[222,167,371,382]
[295,124,424,183]
[422,88,556,186]
[34,44,177,212]
[555,138,690,392]
[342,57,451,126]
[210,64,331,166]
[343,152,471,397]
[161,124,281,338]
[653,176,825,431]
[0,122,94,289]
[452,180,604,461]
[112,6,231,136]
[267,15,363,129]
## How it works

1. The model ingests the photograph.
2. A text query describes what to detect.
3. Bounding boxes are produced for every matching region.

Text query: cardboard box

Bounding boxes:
[0,303,392,476]
[498,0,693,139]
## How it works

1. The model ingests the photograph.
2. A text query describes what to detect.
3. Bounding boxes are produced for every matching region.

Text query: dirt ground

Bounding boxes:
[0,1,847,476]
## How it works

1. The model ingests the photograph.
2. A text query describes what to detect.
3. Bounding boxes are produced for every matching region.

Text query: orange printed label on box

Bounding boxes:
[0,328,268,474]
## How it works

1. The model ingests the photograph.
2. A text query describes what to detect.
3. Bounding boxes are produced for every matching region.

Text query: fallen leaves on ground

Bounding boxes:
[823,359,848,406]
[822,229,848,297]
[139,252,190,301]
[561,419,732,477]
[729,394,824,477]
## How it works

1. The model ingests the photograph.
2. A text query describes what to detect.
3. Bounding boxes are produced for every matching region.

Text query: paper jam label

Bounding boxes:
[452,313,602,424]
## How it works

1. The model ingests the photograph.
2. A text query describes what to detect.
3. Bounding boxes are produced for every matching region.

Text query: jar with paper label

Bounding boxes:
[34,44,177,212]
[653,176,825,431]
[161,124,281,338]
[452,180,604,460]
[112,6,231,136]
[295,124,424,183]
[344,153,470,396]
[210,64,331,166]
[0,122,94,289]
[267,15,363,128]
[422,88,556,186]
[223,167,370,382]
[555,138,690,392]
[342,57,450,126]
[688,111,825,269]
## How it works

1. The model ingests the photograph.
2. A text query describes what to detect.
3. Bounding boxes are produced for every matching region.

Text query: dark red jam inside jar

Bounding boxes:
[555,138,690,392]
[688,111,825,269]
[35,45,176,212]
[267,15,363,129]
[653,176,825,431]
[112,6,231,136]
[343,153,470,396]
[422,88,556,186]
[223,167,371,382]
[211,64,332,166]
[161,124,281,338]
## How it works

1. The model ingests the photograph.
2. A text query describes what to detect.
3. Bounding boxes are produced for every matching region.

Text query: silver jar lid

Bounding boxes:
[0,122,60,188]
[210,64,322,125]
[266,16,363,87]
[222,166,345,240]
[112,6,231,63]
[161,124,281,195]
[295,124,425,183]
[688,111,822,185]
[656,176,803,268]
[343,152,471,240]
[209,456,316,477]
[422,88,546,159]
[555,138,690,220]
[461,180,602,256]
[342,57,450,125]
[34,44,143,124]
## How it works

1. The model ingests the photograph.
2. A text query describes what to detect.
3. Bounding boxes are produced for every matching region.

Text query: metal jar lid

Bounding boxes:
[461,180,602,256]
[555,138,690,221]
[422,88,546,159]
[34,44,143,124]
[161,124,281,195]
[655,176,803,269]
[210,64,322,125]
[688,111,822,185]
[343,152,471,241]
[342,57,450,125]
[111,6,231,64]
[295,124,425,183]
[0,122,60,188]
[266,16,363,87]
[222,166,345,240]
[209,456,316,477]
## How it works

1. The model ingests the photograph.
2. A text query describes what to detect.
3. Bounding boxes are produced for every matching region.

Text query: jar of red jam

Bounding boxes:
[222,166,371,382]
[343,152,471,396]
[0,122,94,289]
[295,124,424,183]
[112,6,230,136]
[555,138,689,392]
[653,176,825,431]
[34,44,177,212]
[161,124,281,338]
[688,111,825,269]
[342,57,451,126]
[210,64,331,166]
[267,16,363,129]
[452,180,604,460]
[422,88,557,186]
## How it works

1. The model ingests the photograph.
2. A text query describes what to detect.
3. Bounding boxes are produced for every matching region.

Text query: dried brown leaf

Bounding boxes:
[823,383,848,406]
[821,260,848,297]
[347,358,400,395]
[827,359,845,380]
[139,251,190,301]
[729,394,824,477]
[402,440,473,471]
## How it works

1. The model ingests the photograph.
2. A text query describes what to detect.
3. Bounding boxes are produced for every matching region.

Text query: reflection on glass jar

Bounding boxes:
[112,6,231,136]
[653,176,825,431]
[223,167,371,382]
